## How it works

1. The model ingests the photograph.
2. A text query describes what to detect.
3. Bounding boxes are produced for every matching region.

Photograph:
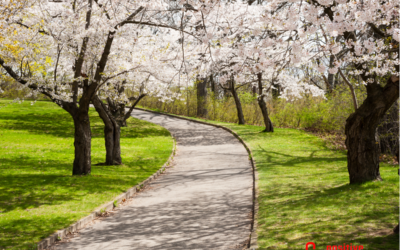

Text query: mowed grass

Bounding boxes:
[0,100,173,250]
[161,113,399,250]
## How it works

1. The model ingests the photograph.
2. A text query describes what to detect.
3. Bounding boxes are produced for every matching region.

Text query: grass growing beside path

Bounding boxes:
[149,111,399,250]
[0,100,173,250]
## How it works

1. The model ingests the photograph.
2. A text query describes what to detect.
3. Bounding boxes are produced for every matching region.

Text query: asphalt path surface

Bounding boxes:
[57,109,253,250]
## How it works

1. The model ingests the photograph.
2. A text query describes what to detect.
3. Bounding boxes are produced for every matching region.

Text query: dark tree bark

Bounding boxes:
[228,77,246,125]
[209,74,217,120]
[339,68,358,111]
[257,73,274,132]
[326,55,335,91]
[210,74,215,93]
[345,76,399,184]
[196,77,208,117]
[72,110,92,175]
[252,85,257,97]
[123,94,146,122]
[92,95,121,165]
[112,123,122,164]
[219,75,246,124]
[110,93,146,163]
[91,92,146,166]
[63,82,97,175]
[108,97,127,127]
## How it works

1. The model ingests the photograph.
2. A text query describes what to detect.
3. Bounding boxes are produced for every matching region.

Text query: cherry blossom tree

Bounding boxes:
[1,0,397,182]
[174,0,398,183]
[0,0,192,174]
[259,0,399,183]
[93,61,183,165]
[174,1,325,128]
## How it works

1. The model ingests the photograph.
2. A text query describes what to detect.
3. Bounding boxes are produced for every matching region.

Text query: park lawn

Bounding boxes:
[156,112,399,250]
[0,100,173,250]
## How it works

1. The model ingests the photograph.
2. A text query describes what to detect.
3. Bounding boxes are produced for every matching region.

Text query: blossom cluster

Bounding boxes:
[0,0,398,105]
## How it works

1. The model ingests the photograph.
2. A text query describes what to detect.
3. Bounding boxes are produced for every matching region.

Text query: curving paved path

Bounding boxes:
[57,110,253,250]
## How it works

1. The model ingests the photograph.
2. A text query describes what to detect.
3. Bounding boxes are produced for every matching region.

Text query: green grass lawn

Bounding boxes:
[0,100,173,250]
[149,111,399,250]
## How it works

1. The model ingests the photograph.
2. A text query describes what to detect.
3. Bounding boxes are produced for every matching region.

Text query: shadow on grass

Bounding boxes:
[0,154,169,249]
[256,145,346,168]
[220,126,399,250]
[1,216,76,250]
[257,177,398,249]
[0,101,173,249]
[201,119,398,249]
[0,112,170,139]
[0,153,167,214]
[152,119,398,249]
[123,117,171,138]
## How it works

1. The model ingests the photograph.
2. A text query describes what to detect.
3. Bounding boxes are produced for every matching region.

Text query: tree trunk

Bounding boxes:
[252,85,257,97]
[92,95,122,165]
[113,125,122,164]
[345,76,399,184]
[230,78,245,125]
[257,73,273,132]
[326,55,335,92]
[93,92,146,166]
[72,111,92,175]
[339,68,358,111]
[209,74,217,120]
[115,104,127,127]
[196,77,208,117]
[104,121,116,165]
[257,97,274,132]
[210,74,215,93]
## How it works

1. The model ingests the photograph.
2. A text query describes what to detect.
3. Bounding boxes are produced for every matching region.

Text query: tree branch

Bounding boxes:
[309,78,325,91]
[118,6,145,26]
[338,68,358,110]
[93,0,111,20]
[124,20,201,41]
[321,74,330,89]
[367,23,387,39]
[12,21,50,35]
[124,94,146,121]
[0,56,68,109]
[72,0,93,104]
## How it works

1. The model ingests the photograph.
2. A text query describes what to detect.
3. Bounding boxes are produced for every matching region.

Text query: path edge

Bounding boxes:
[37,135,176,250]
[134,107,259,249]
